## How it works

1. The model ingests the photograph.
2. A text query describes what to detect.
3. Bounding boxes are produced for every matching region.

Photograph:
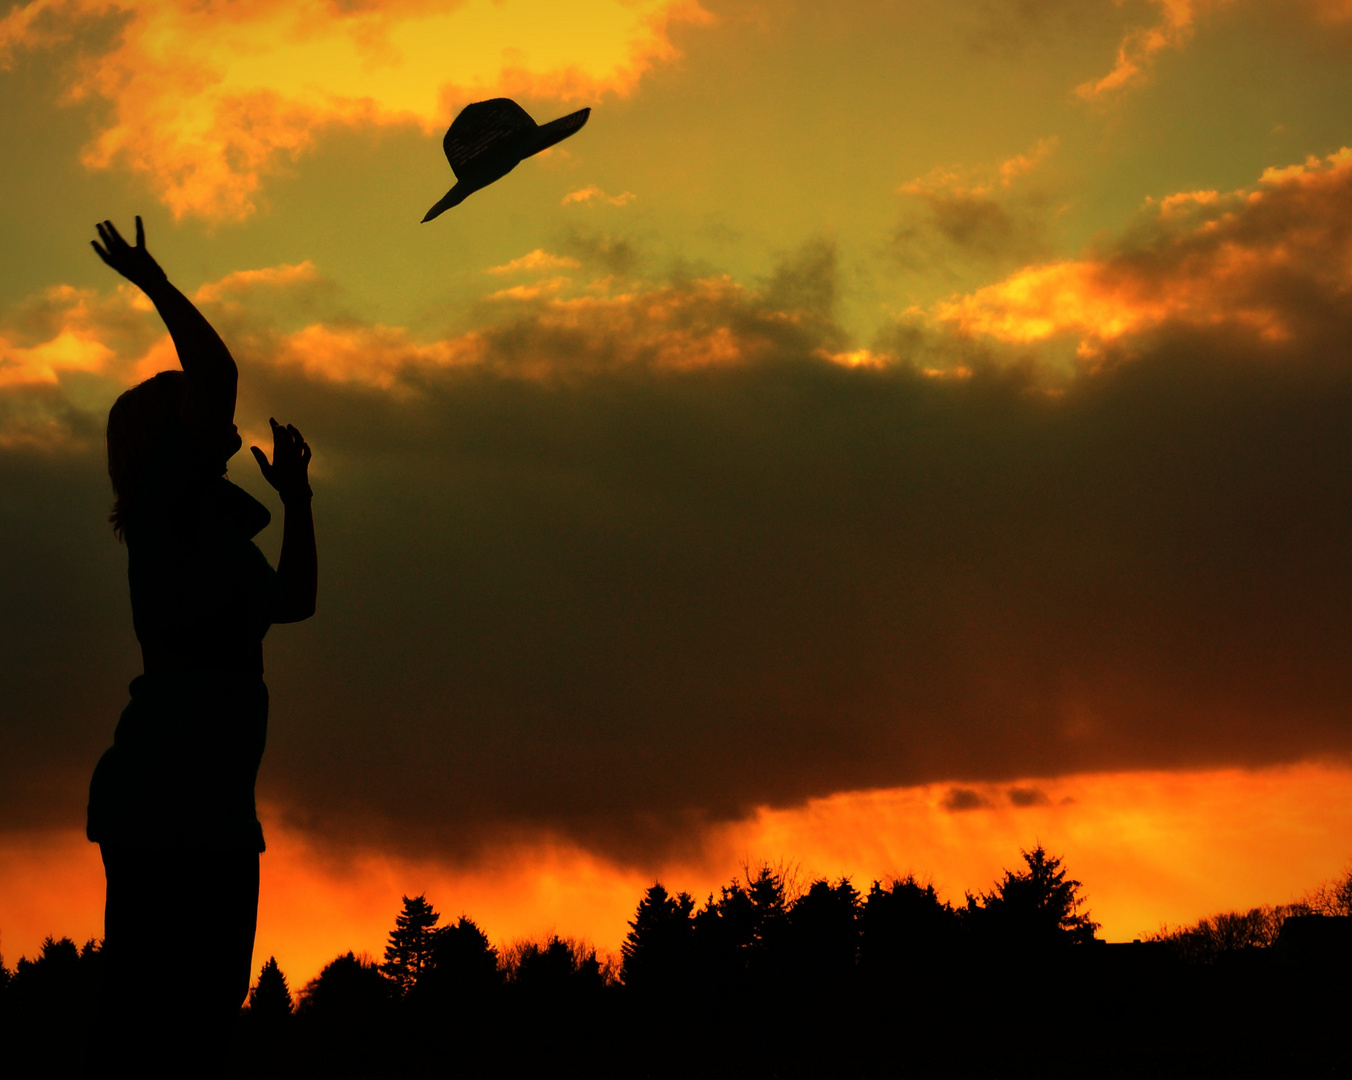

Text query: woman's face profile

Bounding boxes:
[222,424,243,465]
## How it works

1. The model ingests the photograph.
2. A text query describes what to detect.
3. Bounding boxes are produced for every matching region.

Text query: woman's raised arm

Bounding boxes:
[252,418,317,623]
[92,216,238,438]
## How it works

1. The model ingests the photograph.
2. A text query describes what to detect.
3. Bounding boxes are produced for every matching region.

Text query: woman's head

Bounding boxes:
[107,370,187,538]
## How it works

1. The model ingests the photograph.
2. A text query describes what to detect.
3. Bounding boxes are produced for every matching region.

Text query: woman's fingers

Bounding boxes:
[261,419,311,474]
[90,241,113,267]
[95,220,131,265]
[103,219,126,246]
[135,215,145,250]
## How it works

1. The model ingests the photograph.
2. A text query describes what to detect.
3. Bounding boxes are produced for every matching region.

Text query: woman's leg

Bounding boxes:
[99,844,259,1077]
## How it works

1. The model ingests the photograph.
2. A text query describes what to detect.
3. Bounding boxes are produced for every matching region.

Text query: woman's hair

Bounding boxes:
[107,370,186,540]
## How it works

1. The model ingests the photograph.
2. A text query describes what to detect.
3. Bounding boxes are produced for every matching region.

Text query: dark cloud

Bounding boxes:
[5,212,1352,868]
[893,142,1061,278]
[557,229,643,278]
[942,788,991,813]
[894,193,1055,280]
[1008,786,1051,808]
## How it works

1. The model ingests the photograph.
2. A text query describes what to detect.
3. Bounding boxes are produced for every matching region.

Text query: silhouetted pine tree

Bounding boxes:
[299,952,392,1022]
[691,863,791,989]
[858,874,959,976]
[3,936,101,1076]
[621,883,695,992]
[296,952,394,1074]
[509,935,605,997]
[414,916,501,1006]
[788,877,860,987]
[248,956,293,1020]
[964,845,1099,949]
[381,894,440,995]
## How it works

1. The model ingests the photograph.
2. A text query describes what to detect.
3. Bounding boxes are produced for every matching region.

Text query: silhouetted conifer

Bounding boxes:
[248,956,293,1020]
[12,936,82,1008]
[858,874,958,976]
[381,894,440,995]
[4,936,101,1076]
[299,951,393,1023]
[788,878,860,987]
[965,845,1099,949]
[621,883,695,991]
[510,935,606,996]
[416,915,501,1005]
[692,863,791,988]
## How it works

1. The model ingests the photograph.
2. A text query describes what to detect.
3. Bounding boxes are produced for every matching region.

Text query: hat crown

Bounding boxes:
[443,98,538,179]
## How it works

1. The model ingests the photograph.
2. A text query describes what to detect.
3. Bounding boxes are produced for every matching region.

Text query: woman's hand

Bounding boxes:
[251,418,313,505]
[91,217,167,293]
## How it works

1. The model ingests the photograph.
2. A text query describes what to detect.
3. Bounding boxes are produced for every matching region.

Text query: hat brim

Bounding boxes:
[422,107,591,222]
[519,107,590,160]
[422,182,472,223]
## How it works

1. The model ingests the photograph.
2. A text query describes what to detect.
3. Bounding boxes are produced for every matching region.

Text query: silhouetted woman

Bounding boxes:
[85,218,316,1074]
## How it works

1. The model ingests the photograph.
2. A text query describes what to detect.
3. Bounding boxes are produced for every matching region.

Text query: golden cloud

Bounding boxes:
[193,261,324,304]
[1077,0,1219,100]
[899,138,1058,201]
[561,184,637,206]
[484,249,581,275]
[11,138,1351,443]
[1076,0,1352,101]
[895,139,1062,272]
[257,272,787,384]
[0,0,711,220]
[274,321,488,389]
[932,147,1352,355]
[0,249,818,447]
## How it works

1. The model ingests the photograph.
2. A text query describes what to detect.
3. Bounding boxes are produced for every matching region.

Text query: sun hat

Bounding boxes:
[422,98,591,221]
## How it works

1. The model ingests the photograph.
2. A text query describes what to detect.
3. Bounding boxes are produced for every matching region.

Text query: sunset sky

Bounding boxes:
[4,0,1352,987]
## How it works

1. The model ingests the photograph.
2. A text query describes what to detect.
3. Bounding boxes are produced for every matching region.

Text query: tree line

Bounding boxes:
[3,846,1350,1077]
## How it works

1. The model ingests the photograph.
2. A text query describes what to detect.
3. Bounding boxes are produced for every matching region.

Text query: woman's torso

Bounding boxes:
[88,425,279,851]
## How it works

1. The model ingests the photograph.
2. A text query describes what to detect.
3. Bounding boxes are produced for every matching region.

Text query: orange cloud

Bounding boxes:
[0,0,711,220]
[0,282,160,383]
[1077,0,1219,100]
[932,147,1352,354]
[254,272,778,383]
[5,763,1349,988]
[193,261,323,305]
[274,321,487,389]
[0,326,113,388]
[900,138,1058,201]
[484,249,581,275]
[0,250,816,450]
[1076,0,1352,101]
[561,184,636,206]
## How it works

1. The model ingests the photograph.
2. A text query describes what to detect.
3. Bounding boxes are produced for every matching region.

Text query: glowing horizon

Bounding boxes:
[5,761,1350,986]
